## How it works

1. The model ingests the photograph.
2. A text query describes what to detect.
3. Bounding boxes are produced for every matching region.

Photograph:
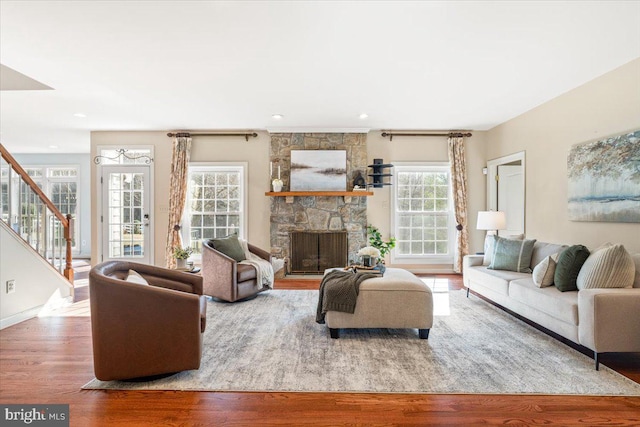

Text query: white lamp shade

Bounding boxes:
[476,211,507,231]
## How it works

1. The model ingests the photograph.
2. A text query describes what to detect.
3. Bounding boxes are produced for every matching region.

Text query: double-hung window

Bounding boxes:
[392,163,455,264]
[183,164,247,256]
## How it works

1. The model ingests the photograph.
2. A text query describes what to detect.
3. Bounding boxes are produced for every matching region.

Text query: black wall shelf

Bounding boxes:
[368,159,394,188]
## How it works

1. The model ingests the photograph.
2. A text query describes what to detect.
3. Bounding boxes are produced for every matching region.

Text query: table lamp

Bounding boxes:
[476,211,506,236]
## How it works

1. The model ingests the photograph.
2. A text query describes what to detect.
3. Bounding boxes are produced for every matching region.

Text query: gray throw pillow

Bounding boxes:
[483,233,524,266]
[488,236,537,273]
[210,235,246,262]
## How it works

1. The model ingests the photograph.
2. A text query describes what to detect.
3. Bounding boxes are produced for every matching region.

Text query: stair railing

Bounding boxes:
[0,144,74,283]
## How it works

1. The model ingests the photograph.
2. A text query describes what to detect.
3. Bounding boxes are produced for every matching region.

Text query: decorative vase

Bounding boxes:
[272,179,283,192]
[176,258,187,270]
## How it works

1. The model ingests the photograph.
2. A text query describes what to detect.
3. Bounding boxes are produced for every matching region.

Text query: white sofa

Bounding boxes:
[463,241,640,369]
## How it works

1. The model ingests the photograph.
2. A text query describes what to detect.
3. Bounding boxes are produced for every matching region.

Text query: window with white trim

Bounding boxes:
[183,164,246,255]
[392,164,455,262]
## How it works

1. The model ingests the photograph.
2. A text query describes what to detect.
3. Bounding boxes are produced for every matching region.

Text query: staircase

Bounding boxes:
[0,143,74,285]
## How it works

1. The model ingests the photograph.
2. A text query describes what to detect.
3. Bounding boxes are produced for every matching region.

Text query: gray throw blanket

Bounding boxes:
[316,270,377,324]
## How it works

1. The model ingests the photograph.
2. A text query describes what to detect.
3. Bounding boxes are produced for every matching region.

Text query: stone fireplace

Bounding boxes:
[269,133,369,268]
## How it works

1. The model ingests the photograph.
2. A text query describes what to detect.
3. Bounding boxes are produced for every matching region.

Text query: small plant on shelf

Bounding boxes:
[367,225,396,260]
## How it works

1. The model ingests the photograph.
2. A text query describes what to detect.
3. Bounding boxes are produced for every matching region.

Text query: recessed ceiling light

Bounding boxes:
[359,113,369,119]
[73,113,86,118]
[272,114,284,120]
[49,145,58,149]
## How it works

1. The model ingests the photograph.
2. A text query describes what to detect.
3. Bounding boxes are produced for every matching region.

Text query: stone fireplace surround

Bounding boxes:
[269,133,369,267]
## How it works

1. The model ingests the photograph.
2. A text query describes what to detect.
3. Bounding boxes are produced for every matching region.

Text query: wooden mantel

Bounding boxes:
[265,190,373,203]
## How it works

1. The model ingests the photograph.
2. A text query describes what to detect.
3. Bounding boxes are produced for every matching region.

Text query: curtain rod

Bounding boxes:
[381,131,472,141]
[167,132,258,141]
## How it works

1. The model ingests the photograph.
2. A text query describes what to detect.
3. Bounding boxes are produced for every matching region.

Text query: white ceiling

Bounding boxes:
[1,1,639,153]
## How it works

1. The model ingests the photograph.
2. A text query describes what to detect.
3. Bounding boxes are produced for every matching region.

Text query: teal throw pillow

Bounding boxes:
[554,245,590,292]
[488,236,537,273]
[209,235,246,262]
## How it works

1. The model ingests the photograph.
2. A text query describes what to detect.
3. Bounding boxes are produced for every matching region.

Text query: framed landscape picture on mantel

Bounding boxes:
[290,150,347,191]
[567,129,640,223]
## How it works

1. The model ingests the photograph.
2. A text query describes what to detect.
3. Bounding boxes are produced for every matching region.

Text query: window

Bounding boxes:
[98,148,153,165]
[392,164,454,263]
[183,164,247,255]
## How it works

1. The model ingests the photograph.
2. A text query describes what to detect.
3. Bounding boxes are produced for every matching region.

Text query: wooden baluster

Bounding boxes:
[64,214,74,283]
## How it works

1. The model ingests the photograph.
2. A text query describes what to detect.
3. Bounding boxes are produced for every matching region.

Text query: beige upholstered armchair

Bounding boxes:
[89,261,207,381]
[202,239,272,302]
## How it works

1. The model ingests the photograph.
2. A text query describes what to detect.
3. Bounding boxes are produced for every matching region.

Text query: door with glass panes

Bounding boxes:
[101,166,151,263]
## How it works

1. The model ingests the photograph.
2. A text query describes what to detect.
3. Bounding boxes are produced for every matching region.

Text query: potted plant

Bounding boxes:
[173,246,193,270]
[367,225,396,263]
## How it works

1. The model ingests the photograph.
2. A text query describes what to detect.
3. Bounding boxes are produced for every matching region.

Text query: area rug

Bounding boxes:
[83,289,640,395]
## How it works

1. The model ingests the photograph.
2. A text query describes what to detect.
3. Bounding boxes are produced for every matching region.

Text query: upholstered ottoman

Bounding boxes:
[324,268,433,339]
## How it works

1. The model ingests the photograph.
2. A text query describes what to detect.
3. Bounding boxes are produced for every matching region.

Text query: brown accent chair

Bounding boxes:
[89,261,207,381]
[201,239,271,302]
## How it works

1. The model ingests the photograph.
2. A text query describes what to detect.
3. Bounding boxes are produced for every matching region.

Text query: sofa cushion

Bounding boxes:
[532,255,558,288]
[488,236,537,273]
[554,245,590,292]
[577,244,635,289]
[209,235,246,262]
[633,254,640,289]
[530,242,568,269]
[509,278,579,326]
[466,266,531,296]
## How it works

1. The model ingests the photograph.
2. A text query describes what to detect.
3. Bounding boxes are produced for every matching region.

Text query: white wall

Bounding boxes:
[486,58,640,253]
[12,153,92,258]
[0,221,72,329]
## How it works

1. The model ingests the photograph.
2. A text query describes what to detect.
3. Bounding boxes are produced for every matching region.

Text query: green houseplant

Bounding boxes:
[173,246,193,269]
[367,225,396,261]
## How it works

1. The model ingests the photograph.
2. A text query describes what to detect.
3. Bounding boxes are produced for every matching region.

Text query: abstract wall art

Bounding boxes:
[290,150,347,191]
[568,130,640,222]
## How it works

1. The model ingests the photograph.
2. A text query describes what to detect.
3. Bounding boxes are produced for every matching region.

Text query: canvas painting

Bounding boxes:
[568,130,640,222]
[290,150,347,191]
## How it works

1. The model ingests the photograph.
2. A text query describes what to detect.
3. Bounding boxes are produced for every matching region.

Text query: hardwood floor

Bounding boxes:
[1,275,639,426]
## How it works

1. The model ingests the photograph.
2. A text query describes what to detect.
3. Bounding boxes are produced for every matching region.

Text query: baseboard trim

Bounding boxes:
[1,305,44,330]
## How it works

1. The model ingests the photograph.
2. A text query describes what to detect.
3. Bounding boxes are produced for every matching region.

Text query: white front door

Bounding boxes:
[497,165,524,236]
[101,166,151,264]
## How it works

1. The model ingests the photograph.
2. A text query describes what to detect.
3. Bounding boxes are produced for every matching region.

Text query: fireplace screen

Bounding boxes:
[290,231,347,274]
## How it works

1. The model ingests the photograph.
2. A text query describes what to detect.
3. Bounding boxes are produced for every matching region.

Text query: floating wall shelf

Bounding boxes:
[368,159,394,188]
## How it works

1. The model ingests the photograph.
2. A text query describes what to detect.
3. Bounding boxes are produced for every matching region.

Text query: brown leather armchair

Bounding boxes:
[201,240,271,302]
[89,261,207,381]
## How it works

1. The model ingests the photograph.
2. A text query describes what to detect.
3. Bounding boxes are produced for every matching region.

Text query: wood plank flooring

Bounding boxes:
[1,275,639,426]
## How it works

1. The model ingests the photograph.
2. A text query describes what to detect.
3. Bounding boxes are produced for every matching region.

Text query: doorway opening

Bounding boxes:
[486,151,525,236]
